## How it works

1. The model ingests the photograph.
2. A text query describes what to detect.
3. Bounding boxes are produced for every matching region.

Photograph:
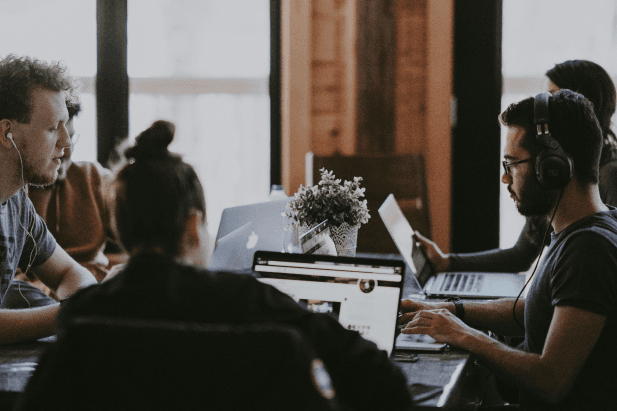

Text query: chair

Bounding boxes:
[15,317,339,411]
[308,153,432,253]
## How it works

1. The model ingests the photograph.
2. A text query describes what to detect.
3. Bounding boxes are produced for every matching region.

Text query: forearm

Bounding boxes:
[460,331,569,404]
[449,247,536,272]
[461,298,526,336]
[0,305,59,345]
[449,218,546,273]
[52,266,97,300]
[422,298,525,336]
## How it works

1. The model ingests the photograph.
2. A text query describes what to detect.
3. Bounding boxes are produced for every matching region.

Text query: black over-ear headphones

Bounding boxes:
[533,92,573,189]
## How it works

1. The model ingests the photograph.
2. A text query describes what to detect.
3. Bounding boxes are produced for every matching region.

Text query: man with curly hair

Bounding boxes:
[0,55,97,344]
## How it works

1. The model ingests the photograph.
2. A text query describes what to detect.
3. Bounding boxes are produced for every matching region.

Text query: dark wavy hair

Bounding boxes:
[114,120,206,256]
[546,60,616,164]
[500,89,603,186]
[0,54,77,123]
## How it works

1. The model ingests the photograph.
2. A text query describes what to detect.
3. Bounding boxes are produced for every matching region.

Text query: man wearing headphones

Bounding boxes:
[399,90,617,410]
[0,55,97,344]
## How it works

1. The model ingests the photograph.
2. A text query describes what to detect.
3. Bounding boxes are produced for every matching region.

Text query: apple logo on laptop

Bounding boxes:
[246,231,259,249]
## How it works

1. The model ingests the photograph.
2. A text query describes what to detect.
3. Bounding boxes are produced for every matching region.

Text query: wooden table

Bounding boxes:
[0,254,482,409]
[0,336,55,408]
[357,252,482,409]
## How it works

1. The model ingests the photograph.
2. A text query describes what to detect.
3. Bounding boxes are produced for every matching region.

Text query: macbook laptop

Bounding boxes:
[210,200,289,270]
[215,199,288,242]
[379,194,527,299]
[252,251,407,355]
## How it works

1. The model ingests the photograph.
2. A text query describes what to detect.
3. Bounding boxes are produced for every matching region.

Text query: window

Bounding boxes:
[0,0,97,163]
[501,0,617,247]
[127,0,271,237]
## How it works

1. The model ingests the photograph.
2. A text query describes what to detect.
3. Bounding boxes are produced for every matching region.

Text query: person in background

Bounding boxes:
[401,90,617,410]
[417,60,617,274]
[54,120,412,410]
[0,54,97,343]
[23,100,126,284]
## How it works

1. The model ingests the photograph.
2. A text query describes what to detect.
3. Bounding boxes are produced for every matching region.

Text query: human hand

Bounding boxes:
[398,299,445,324]
[414,231,450,272]
[401,308,477,347]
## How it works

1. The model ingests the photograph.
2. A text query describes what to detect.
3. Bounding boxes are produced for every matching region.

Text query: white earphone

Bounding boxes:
[7,132,17,150]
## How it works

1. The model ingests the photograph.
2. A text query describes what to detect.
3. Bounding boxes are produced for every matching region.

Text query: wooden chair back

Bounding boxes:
[308,153,432,254]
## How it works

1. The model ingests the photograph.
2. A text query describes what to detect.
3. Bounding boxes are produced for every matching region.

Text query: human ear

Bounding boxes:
[0,119,14,149]
[183,210,204,249]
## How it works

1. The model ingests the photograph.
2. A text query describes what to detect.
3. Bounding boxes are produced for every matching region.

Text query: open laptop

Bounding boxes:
[215,199,288,242]
[252,251,407,355]
[379,194,527,299]
[210,200,289,270]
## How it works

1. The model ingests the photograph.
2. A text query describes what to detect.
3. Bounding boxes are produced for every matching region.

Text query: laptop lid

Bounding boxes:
[252,251,405,356]
[210,219,284,270]
[379,194,526,299]
[378,194,434,292]
[216,199,289,243]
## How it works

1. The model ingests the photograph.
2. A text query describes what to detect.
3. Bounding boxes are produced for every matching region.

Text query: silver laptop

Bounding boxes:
[378,194,526,299]
[252,251,406,356]
[215,199,288,242]
[210,200,289,270]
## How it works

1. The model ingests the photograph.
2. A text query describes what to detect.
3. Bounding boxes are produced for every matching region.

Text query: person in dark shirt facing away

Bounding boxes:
[55,120,413,411]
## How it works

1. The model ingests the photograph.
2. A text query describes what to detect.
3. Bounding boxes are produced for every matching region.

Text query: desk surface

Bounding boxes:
[0,337,479,410]
[0,253,477,409]
[0,336,55,394]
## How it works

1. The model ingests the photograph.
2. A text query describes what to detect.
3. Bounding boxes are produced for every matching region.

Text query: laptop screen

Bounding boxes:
[252,251,405,355]
[378,194,435,290]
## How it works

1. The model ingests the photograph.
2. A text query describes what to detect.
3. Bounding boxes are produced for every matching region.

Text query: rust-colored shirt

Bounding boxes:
[28,161,119,280]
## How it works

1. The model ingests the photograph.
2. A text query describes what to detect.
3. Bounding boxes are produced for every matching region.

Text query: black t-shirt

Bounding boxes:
[522,208,617,410]
[57,252,412,411]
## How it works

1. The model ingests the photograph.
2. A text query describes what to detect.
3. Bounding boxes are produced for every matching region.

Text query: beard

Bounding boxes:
[513,173,560,217]
[22,158,57,188]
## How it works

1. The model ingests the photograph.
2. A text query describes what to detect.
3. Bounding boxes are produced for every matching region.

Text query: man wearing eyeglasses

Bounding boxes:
[401,90,617,410]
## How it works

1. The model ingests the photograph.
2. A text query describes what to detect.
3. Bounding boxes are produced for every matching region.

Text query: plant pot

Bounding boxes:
[328,223,359,257]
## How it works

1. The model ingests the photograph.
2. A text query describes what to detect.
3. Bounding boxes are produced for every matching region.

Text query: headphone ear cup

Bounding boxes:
[535,149,573,189]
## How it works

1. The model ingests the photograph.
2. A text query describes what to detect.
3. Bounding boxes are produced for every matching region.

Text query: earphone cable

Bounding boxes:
[12,140,38,308]
[512,189,564,331]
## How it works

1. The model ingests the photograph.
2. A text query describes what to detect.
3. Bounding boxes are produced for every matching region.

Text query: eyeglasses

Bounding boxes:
[70,133,80,146]
[502,158,532,175]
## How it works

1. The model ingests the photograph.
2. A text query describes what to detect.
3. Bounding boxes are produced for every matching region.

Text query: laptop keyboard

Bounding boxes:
[440,273,484,293]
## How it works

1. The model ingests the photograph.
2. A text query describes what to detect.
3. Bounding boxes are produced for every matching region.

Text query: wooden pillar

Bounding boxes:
[356,0,396,154]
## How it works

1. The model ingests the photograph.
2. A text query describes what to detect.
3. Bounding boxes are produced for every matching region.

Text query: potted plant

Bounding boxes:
[285,168,370,256]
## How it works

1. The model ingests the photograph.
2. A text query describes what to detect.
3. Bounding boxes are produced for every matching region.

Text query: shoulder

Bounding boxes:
[69,161,113,181]
[562,210,617,243]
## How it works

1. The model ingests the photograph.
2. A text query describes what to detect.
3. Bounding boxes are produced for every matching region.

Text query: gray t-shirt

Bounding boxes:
[0,189,56,304]
[522,208,617,410]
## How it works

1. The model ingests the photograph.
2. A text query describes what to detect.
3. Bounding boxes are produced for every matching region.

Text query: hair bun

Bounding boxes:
[125,120,175,161]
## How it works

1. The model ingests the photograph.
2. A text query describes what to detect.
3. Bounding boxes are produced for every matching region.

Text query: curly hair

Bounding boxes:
[0,54,77,124]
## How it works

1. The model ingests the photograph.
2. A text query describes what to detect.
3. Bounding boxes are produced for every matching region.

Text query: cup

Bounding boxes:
[282,223,302,253]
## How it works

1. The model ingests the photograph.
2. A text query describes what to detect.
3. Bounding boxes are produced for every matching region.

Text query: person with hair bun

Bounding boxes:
[55,120,412,411]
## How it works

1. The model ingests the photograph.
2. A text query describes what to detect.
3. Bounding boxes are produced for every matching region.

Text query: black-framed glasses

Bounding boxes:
[70,133,80,146]
[502,158,532,175]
